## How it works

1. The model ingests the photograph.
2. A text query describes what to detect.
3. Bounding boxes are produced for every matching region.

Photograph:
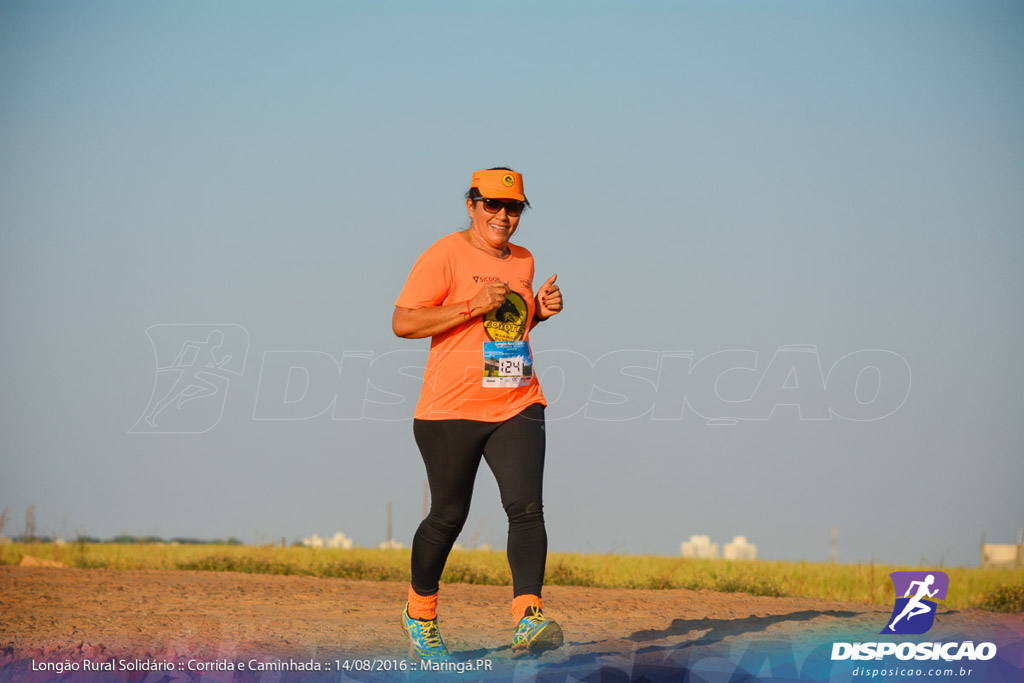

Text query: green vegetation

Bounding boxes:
[977,580,1024,613]
[3,542,1021,612]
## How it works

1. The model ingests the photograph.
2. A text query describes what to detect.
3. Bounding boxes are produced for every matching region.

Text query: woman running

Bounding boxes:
[393,167,564,660]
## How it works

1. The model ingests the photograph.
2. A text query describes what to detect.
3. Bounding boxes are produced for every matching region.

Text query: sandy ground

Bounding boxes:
[2,567,1022,681]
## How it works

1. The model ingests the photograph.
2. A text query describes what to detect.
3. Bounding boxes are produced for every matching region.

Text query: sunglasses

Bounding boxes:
[476,198,525,216]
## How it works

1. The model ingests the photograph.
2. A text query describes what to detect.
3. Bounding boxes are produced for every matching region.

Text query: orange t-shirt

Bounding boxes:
[395,232,547,421]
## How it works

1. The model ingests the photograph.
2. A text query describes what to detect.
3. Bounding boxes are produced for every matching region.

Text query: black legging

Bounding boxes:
[410,403,547,599]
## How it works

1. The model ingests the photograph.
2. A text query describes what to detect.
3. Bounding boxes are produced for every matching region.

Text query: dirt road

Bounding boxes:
[2,567,1022,681]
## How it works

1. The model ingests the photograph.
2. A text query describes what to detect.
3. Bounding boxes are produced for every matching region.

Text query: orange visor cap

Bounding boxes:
[471,169,526,201]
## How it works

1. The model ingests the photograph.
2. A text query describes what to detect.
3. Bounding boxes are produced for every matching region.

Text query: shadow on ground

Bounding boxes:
[526,609,864,676]
[630,610,862,648]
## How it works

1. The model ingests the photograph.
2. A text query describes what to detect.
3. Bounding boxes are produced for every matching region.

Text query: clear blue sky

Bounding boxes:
[2,1,1022,565]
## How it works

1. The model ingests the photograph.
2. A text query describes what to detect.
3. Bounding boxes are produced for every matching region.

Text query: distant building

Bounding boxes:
[982,529,1024,568]
[981,544,1023,568]
[326,532,353,549]
[681,534,719,559]
[453,542,492,551]
[302,532,354,549]
[378,539,406,550]
[723,535,758,560]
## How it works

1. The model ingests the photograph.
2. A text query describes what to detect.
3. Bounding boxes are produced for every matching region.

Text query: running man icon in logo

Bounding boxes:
[130,324,249,434]
[882,571,949,635]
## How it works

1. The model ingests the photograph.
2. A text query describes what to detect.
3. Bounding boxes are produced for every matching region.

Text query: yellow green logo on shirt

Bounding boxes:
[483,292,528,341]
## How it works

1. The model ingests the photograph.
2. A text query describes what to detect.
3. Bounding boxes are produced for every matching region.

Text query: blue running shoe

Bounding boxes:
[511,605,564,657]
[402,603,450,662]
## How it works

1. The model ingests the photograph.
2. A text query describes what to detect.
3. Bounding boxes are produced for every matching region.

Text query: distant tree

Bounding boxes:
[24,504,37,541]
[0,506,9,536]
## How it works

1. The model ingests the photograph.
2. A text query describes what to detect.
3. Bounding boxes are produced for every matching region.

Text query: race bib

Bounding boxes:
[483,340,533,388]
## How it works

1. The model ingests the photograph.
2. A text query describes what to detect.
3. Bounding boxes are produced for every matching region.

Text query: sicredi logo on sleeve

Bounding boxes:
[882,571,949,635]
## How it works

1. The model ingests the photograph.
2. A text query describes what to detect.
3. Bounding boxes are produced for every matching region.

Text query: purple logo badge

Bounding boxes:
[882,571,949,635]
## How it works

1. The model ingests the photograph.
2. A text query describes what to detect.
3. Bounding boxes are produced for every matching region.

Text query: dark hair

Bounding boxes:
[465,166,531,207]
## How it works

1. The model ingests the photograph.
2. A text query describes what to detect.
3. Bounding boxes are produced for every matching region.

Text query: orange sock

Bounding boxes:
[407,586,438,620]
[512,594,542,624]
